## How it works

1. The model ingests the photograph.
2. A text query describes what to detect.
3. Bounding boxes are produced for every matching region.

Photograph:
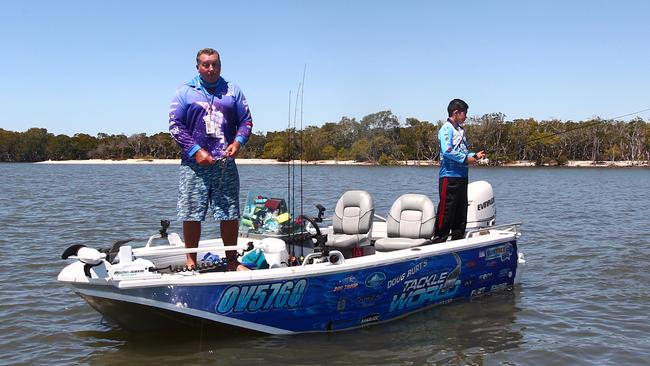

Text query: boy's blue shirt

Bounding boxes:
[438,119,476,178]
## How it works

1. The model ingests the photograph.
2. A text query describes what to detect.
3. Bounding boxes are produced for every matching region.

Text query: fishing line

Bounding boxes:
[523,107,650,145]
[292,81,302,235]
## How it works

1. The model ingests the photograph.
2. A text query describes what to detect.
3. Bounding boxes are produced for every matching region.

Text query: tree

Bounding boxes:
[0,129,20,161]
[238,133,266,159]
[16,128,49,162]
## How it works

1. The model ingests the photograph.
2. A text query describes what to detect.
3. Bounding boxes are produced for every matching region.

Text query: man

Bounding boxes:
[433,99,486,242]
[168,48,253,270]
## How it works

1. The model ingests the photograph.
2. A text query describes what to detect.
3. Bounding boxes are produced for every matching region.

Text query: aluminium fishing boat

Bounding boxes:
[58,181,525,334]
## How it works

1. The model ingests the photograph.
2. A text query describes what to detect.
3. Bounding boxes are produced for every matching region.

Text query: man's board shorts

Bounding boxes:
[177,158,240,221]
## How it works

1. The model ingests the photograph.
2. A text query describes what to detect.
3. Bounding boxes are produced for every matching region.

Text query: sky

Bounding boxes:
[1,0,649,136]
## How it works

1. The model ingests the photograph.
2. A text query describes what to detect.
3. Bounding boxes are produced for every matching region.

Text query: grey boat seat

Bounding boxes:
[374,193,435,252]
[327,190,375,249]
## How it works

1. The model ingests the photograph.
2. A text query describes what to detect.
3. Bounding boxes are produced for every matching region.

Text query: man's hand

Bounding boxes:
[225,141,241,158]
[195,148,215,165]
[475,150,486,159]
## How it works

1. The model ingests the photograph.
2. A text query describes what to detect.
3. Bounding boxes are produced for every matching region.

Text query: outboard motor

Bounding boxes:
[466,181,496,229]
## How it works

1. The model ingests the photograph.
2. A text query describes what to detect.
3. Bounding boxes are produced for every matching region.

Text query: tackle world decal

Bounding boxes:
[389,270,461,312]
[387,261,428,289]
[216,279,307,313]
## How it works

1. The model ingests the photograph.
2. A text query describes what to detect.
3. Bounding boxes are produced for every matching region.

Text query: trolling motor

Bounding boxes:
[103,220,171,264]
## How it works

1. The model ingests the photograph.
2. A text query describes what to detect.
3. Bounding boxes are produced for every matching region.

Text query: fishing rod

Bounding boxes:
[284,68,308,263]
[523,107,650,145]
[292,81,301,248]
[299,64,306,225]
[287,90,294,260]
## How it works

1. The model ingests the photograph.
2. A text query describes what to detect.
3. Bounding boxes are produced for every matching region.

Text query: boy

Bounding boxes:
[433,99,486,242]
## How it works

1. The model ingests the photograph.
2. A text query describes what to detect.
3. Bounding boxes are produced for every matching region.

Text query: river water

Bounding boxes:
[1,163,648,365]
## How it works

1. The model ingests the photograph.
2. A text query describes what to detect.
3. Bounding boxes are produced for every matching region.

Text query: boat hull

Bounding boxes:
[67,239,520,334]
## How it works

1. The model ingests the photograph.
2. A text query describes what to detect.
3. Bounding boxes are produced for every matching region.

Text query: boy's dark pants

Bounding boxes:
[434,177,468,241]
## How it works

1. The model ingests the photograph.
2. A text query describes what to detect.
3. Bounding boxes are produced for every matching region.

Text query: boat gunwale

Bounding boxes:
[104,224,521,289]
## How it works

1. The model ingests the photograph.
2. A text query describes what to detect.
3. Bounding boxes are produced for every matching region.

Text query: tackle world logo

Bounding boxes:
[389,270,461,312]
[389,254,462,312]
[216,279,307,313]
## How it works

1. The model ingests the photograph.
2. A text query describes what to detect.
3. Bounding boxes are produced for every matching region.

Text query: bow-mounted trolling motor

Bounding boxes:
[61,244,108,277]
[59,220,180,280]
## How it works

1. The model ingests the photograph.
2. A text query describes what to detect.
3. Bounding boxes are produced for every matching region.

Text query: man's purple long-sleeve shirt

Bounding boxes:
[169,75,253,162]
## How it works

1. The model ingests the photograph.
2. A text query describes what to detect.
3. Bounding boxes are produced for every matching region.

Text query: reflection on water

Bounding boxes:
[82,291,523,365]
[1,164,649,365]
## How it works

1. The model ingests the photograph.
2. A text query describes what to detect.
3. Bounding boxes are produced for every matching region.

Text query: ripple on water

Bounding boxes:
[1,164,649,364]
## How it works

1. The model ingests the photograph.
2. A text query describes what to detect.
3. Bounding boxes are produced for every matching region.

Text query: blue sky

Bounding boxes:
[1,0,649,136]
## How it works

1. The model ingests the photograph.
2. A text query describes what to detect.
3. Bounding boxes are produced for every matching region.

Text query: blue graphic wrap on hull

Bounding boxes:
[121,240,518,333]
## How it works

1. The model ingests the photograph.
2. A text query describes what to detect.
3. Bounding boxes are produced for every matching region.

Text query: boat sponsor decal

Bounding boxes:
[360,313,381,325]
[490,282,509,292]
[333,275,359,292]
[485,243,513,262]
[471,287,486,297]
[333,282,358,292]
[216,279,307,313]
[337,298,347,311]
[389,270,461,312]
[498,268,513,278]
[365,272,386,288]
[355,293,381,307]
[387,260,428,289]
[478,272,493,282]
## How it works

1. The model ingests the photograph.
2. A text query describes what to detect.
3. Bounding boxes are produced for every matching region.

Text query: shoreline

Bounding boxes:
[32,158,649,167]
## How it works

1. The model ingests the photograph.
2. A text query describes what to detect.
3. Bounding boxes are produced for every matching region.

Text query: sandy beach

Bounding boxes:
[33,158,649,167]
[34,158,372,165]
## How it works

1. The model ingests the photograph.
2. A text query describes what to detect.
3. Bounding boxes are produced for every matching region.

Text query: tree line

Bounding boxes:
[1,110,649,165]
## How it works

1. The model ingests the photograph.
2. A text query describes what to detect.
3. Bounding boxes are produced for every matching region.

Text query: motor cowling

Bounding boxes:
[466,181,496,229]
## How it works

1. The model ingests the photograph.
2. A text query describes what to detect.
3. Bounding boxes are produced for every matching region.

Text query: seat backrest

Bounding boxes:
[386,194,435,239]
[332,190,374,235]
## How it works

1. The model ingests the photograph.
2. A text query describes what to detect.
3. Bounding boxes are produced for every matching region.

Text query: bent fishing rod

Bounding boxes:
[523,107,650,145]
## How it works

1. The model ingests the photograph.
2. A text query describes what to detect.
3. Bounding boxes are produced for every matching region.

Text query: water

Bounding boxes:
[1,163,649,365]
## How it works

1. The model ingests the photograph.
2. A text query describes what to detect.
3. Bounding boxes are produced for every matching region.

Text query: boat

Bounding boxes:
[58,181,525,334]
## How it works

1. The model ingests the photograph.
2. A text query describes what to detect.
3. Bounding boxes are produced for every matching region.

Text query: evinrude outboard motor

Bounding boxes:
[466,181,496,229]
